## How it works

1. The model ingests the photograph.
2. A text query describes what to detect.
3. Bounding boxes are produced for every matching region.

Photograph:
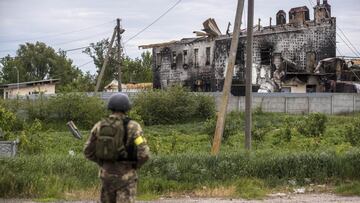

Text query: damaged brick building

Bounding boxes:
[140,0,360,94]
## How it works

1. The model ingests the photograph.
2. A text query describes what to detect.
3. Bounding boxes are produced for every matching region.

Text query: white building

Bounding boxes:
[0,79,59,99]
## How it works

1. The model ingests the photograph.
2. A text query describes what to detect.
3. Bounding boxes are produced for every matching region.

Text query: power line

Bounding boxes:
[338,27,360,56]
[0,20,115,44]
[63,46,90,52]
[2,0,182,55]
[64,0,182,52]
[78,60,93,68]
[124,0,182,44]
[52,29,113,46]
[337,33,360,57]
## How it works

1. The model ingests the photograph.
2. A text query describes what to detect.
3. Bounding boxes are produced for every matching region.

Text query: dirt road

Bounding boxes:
[1,194,360,203]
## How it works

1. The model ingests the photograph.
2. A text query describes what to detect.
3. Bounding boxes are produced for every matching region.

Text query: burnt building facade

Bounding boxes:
[140,1,338,94]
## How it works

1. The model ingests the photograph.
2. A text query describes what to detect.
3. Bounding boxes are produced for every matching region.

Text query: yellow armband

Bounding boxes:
[134,136,145,146]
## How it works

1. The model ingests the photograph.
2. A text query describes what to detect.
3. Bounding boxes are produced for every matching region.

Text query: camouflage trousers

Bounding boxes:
[100,174,137,203]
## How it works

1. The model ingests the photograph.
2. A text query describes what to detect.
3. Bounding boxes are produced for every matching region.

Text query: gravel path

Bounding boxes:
[1,194,360,203]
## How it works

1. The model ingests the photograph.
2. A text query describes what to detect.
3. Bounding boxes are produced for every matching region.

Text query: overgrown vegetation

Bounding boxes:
[132,86,216,125]
[0,92,359,200]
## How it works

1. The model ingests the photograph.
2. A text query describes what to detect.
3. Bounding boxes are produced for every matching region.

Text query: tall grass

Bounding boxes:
[2,149,360,198]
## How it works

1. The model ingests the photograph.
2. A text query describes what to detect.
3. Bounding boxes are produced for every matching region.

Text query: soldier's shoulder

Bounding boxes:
[127,120,142,130]
[127,120,143,137]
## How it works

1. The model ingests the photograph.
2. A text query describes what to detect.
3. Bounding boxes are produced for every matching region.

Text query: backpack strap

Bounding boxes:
[123,117,131,145]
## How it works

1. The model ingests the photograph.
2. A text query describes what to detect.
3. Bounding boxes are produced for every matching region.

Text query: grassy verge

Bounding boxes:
[1,112,360,200]
[1,149,360,199]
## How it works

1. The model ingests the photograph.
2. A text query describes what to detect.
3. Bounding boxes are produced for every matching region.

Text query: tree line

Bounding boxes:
[0,39,152,92]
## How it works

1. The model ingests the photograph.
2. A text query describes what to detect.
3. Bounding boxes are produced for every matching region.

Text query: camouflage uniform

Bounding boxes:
[84,113,150,203]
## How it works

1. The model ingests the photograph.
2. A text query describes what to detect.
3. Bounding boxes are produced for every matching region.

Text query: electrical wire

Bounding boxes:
[0,20,115,44]
[64,0,182,52]
[78,60,93,68]
[1,0,182,56]
[338,27,360,56]
[52,29,113,46]
[124,0,182,44]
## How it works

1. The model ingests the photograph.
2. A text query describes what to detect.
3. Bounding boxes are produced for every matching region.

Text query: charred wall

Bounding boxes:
[152,17,336,92]
[153,39,218,91]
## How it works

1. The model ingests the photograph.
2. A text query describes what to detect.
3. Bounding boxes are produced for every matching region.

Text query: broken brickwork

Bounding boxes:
[141,0,337,93]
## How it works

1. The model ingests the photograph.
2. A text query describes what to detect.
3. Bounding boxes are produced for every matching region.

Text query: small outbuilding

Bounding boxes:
[0,79,59,99]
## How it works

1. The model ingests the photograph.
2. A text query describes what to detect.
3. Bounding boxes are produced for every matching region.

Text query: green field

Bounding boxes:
[1,112,360,200]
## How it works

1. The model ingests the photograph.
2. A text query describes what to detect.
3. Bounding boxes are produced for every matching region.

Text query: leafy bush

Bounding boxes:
[345,118,360,146]
[25,94,50,121]
[204,112,243,143]
[48,93,106,129]
[133,86,215,125]
[297,113,327,137]
[18,119,44,154]
[195,93,216,119]
[272,116,293,143]
[0,104,16,132]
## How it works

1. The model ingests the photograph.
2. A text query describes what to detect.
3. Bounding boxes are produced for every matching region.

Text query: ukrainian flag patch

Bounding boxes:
[134,136,145,145]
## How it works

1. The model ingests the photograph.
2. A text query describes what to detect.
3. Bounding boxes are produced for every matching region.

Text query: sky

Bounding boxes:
[0,0,359,74]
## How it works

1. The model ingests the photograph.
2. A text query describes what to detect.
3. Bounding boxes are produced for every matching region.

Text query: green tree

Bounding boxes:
[83,38,118,90]
[0,42,83,91]
[83,38,152,89]
[122,51,153,83]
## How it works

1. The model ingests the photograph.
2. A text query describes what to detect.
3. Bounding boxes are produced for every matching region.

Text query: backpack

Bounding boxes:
[95,117,128,161]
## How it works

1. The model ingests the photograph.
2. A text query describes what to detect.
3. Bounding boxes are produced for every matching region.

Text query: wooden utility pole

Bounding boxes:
[211,0,245,156]
[95,28,117,92]
[116,18,125,92]
[245,0,255,150]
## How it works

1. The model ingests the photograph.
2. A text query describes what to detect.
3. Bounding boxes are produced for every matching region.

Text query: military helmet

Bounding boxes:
[107,93,131,112]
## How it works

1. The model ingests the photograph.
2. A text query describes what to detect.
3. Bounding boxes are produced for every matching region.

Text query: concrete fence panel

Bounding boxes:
[354,94,360,112]
[309,96,332,114]
[286,97,309,114]
[332,94,356,114]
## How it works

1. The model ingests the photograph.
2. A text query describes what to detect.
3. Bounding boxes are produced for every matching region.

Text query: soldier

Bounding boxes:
[84,93,150,203]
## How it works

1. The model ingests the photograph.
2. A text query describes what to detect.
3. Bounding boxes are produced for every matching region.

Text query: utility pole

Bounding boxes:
[245,0,255,150]
[14,66,19,94]
[211,0,245,156]
[95,28,117,92]
[116,18,125,92]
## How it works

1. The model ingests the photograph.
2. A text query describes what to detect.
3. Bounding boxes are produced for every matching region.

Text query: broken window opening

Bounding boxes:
[206,47,211,65]
[260,48,272,65]
[194,48,199,68]
[306,85,317,93]
[183,50,188,69]
[156,53,161,67]
[281,87,291,93]
[235,43,245,65]
[171,51,177,69]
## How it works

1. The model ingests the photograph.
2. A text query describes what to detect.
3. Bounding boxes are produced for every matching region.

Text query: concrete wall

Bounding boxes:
[0,141,18,157]
[6,92,360,115]
[107,92,358,115]
[212,93,360,115]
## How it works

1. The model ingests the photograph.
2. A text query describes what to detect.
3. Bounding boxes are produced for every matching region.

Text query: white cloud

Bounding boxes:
[0,0,359,74]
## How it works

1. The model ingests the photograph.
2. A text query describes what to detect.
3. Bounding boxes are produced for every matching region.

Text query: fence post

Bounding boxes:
[354,94,356,114]
[284,96,288,113]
